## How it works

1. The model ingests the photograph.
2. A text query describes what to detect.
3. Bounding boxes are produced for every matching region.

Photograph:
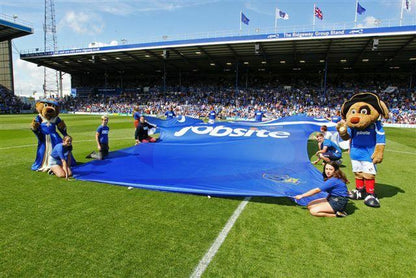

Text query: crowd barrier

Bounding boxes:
[384,123,416,128]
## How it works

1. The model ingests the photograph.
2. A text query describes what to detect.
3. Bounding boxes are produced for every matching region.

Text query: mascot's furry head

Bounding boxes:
[35,99,60,120]
[341,92,389,130]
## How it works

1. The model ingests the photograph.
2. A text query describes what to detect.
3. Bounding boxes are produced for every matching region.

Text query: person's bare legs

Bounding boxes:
[50,165,66,178]
[308,200,336,217]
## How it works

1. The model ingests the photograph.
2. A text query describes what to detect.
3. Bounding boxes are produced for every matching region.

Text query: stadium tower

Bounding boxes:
[43,0,62,98]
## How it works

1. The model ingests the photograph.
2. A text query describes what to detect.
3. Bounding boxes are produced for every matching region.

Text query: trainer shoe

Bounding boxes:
[364,194,380,208]
[85,151,94,159]
[336,211,348,218]
[335,159,343,166]
[348,189,366,200]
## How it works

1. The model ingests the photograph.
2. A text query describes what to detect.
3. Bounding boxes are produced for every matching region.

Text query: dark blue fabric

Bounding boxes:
[145,115,203,128]
[322,139,342,155]
[357,2,366,14]
[319,177,348,197]
[50,143,72,161]
[241,13,250,25]
[97,125,109,144]
[73,115,333,205]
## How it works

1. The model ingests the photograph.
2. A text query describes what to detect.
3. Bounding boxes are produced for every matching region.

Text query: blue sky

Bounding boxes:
[1,0,415,96]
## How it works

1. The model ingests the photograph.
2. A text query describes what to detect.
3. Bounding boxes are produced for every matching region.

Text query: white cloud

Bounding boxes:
[244,1,272,16]
[54,0,221,16]
[13,59,43,96]
[13,58,71,97]
[59,11,104,35]
[357,16,382,28]
[88,40,118,47]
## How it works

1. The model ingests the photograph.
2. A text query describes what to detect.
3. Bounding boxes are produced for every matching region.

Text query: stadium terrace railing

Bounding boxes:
[0,13,33,28]
[20,18,416,55]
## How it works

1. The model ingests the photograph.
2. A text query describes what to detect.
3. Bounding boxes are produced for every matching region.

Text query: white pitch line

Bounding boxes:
[386,149,416,155]
[0,137,132,150]
[190,197,251,278]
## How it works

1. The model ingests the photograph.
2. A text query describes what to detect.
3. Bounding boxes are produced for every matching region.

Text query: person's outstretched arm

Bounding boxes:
[295,188,321,200]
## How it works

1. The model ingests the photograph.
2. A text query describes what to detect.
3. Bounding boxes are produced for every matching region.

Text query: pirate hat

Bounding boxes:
[341,92,388,118]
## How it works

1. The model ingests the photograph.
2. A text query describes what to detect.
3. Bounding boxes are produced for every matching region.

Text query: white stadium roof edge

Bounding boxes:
[20,25,416,74]
[0,16,33,42]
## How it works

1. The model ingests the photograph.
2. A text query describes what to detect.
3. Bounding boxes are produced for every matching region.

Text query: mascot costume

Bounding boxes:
[31,99,70,171]
[337,92,389,208]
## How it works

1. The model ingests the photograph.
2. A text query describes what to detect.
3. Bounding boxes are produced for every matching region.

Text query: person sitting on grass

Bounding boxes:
[135,116,157,144]
[48,135,73,179]
[313,132,342,165]
[295,161,349,218]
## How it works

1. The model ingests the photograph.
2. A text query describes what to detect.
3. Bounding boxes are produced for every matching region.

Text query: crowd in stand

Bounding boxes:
[0,85,31,113]
[60,82,415,124]
[3,81,415,124]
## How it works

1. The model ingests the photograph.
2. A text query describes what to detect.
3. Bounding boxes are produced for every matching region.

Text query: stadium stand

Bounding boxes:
[0,14,33,113]
[14,24,416,123]
[0,84,31,113]
[59,79,415,124]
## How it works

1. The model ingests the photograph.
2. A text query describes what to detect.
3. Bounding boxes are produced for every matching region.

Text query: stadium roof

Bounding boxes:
[21,25,416,75]
[0,18,33,42]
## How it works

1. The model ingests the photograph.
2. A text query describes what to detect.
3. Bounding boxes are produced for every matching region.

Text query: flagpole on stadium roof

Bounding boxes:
[354,0,358,27]
[313,3,316,31]
[274,8,278,33]
[240,10,242,31]
[400,0,404,26]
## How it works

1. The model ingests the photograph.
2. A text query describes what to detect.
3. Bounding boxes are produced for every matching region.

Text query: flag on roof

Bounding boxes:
[405,0,411,11]
[357,2,366,15]
[315,6,323,20]
[276,8,289,20]
[241,12,250,25]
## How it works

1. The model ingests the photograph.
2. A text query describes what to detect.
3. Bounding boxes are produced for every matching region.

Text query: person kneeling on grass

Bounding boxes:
[86,115,109,160]
[48,135,73,179]
[313,132,342,166]
[135,116,157,144]
[295,161,349,218]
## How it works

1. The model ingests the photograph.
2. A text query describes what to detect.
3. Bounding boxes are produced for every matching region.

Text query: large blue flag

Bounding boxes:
[73,116,335,205]
[241,12,250,25]
[357,2,366,15]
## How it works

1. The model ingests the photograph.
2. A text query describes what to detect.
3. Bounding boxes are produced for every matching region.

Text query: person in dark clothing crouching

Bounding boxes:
[135,116,157,144]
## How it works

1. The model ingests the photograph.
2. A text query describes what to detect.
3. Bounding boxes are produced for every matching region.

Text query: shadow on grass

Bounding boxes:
[205,196,297,206]
[376,183,405,199]
[346,201,359,215]
[250,196,297,206]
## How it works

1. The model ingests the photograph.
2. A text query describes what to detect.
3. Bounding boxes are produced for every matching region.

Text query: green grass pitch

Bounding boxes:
[1,114,415,277]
